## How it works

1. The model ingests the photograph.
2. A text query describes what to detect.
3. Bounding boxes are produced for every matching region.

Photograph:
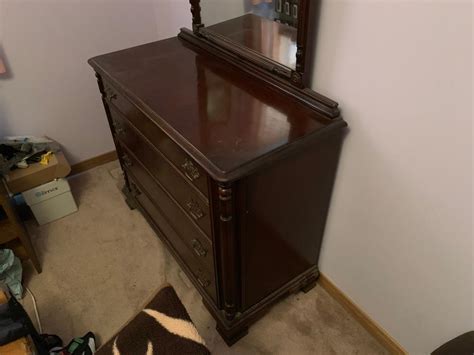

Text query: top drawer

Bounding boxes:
[103,81,208,197]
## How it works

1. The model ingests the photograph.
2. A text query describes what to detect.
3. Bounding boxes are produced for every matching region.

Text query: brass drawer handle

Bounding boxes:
[115,127,125,135]
[196,272,210,288]
[186,199,204,221]
[181,159,200,182]
[112,119,125,135]
[192,238,207,257]
[197,277,210,288]
[105,87,117,101]
[122,154,133,168]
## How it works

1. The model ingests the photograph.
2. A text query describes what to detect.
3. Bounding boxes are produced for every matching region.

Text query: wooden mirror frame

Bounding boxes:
[188,0,318,88]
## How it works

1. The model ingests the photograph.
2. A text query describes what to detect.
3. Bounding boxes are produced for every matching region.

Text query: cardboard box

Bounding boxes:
[22,178,77,225]
[3,152,71,194]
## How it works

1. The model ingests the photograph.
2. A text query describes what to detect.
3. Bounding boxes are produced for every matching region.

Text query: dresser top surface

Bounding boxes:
[89,37,343,180]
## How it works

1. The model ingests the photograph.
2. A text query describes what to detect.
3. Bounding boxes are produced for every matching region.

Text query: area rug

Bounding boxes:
[96,284,209,355]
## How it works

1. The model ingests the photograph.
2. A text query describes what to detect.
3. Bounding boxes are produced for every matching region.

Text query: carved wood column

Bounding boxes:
[189,0,203,33]
[293,0,313,87]
[217,182,239,321]
[95,74,134,203]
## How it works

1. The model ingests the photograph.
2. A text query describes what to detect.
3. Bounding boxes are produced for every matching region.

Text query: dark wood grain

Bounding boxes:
[240,131,344,309]
[88,37,344,182]
[104,81,209,196]
[111,107,213,238]
[89,30,347,346]
[179,28,339,116]
[126,163,217,302]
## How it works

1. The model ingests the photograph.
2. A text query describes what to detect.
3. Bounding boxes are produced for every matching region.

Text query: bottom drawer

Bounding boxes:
[128,173,217,303]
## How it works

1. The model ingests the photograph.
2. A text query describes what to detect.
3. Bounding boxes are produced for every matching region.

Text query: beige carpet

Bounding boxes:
[21,161,388,354]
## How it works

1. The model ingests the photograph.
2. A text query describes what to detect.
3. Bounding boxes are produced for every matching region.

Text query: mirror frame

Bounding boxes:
[189,0,318,87]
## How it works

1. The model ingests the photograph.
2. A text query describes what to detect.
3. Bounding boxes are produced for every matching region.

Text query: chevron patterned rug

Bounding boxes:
[96,284,209,355]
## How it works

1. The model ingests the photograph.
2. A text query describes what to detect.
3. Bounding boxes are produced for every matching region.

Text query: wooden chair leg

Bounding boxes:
[0,183,42,273]
[16,224,42,273]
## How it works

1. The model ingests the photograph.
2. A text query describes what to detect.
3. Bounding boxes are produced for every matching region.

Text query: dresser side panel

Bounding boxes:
[240,131,344,310]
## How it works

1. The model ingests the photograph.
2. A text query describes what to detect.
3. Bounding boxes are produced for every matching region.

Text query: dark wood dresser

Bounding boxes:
[89,26,346,344]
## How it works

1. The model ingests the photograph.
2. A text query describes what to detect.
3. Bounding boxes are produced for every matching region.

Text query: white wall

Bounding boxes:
[0,0,190,164]
[153,0,190,38]
[313,1,473,354]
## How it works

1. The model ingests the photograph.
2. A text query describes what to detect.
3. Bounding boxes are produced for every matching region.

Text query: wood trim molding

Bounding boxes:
[70,151,117,176]
[178,28,340,119]
[318,273,408,355]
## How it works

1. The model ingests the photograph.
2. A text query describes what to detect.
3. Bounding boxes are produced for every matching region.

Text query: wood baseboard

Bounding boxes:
[70,151,117,175]
[318,273,407,354]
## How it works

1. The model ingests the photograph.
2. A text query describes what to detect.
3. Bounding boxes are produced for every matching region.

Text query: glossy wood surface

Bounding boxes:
[88,37,343,181]
[109,106,213,238]
[90,33,347,346]
[105,81,209,196]
[206,14,297,69]
[240,132,343,309]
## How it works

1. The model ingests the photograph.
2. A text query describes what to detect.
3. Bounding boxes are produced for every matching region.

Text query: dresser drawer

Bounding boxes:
[111,107,212,238]
[135,185,217,303]
[128,169,217,303]
[104,82,208,197]
[123,146,214,273]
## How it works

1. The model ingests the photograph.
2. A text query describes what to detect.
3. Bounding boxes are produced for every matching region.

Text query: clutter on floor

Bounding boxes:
[0,287,52,354]
[96,284,209,355]
[0,249,23,299]
[1,136,77,226]
[0,289,34,354]
[0,288,96,355]
[4,151,70,195]
[0,136,60,176]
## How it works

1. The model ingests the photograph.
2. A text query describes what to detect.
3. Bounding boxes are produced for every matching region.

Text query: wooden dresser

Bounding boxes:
[89,23,346,344]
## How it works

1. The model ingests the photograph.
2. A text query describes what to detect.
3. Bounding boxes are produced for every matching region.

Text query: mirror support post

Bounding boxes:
[189,0,203,33]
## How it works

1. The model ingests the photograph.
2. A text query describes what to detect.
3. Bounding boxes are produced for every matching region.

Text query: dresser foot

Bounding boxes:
[122,186,137,210]
[216,324,249,346]
[300,271,320,294]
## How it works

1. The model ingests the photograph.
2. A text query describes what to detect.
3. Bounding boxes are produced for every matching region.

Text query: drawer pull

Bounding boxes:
[197,274,210,288]
[181,159,200,181]
[186,199,204,220]
[105,87,117,101]
[112,119,125,135]
[122,154,133,168]
[192,239,207,257]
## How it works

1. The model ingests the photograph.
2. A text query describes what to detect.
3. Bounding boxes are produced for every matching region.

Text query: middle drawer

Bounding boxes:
[124,151,215,284]
[110,107,212,239]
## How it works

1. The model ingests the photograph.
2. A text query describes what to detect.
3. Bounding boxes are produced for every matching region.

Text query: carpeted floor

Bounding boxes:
[21,161,388,354]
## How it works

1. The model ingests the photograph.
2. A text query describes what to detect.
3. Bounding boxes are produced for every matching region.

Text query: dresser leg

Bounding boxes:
[121,185,137,210]
[216,323,249,346]
[300,270,320,294]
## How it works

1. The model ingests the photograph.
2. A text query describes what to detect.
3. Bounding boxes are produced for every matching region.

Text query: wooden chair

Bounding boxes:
[0,181,41,273]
